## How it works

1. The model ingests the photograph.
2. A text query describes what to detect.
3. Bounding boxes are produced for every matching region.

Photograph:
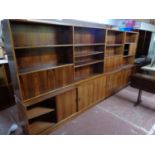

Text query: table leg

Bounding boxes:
[135,89,142,106]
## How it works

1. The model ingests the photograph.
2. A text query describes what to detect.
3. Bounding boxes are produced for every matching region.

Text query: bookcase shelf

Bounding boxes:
[74,73,101,81]
[14,44,73,50]
[75,51,103,58]
[106,44,124,47]
[123,55,135,58]
[19,63,74,75]
[74,43,104,46]
[29,121,55,135]
[75,60,103,68]
[27,107,55,120]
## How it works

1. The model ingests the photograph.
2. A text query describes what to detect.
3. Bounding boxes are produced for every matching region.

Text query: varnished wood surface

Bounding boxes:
[20,65,74,100]
[56,89,77,122]
[125,32,138,43]
[27,107,54,120]
[77,76,106,111]
[106,30,125,44]
[75,51,103,58]
[14,44,73,49]
[104,55,123,73]
[105,46,124,57]
[105,67,132,97]
[75,60,103,68]
[74,27,105,44]
[29,121,55,135]
[11,22,73,47]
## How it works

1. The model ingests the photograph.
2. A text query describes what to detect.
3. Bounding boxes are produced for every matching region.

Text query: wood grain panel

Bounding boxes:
[56,89,77,122]
[125,33,138,43]
[77,76,106,111]
[105,67,132,97]
[104,55,123,73]
[74,27,105,44]
[20,65,74,100]
[129,43,137,55]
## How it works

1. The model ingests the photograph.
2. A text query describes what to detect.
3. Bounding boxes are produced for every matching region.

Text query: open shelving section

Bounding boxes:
[104,30,125,73]
[74,26,105,81]
[2,19,139,134]
[123,31,138,66]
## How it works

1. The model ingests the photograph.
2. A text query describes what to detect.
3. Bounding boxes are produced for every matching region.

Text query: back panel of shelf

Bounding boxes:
[106,30,125,44]
[125,32,138,43]
[74,26,106,44]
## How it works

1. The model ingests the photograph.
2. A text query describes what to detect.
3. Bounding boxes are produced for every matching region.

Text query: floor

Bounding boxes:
[0,105,23,134]
[51,86,155,135]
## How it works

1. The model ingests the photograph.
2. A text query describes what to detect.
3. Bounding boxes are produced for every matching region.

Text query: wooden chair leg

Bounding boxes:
[134,89,142,106]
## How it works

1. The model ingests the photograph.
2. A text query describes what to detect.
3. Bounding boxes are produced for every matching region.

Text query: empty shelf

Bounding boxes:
[15,44,73,50]
[27,107,54,120]
[75,51,103,58]
[75,60,103,68]
[19,63,74,75]
[29,121,55,135]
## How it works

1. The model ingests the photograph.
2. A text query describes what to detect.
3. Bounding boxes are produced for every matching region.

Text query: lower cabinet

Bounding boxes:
[106,67,132,97]
[56,88,77,122]
[122,67,132,85]
[77,76,106,111]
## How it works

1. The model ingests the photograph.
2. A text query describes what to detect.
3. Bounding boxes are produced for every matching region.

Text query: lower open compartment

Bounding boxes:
[27,97,57,135]
[26,88,77,134]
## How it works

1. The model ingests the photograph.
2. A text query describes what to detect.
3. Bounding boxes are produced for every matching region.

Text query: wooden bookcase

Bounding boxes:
[2,19,139,134]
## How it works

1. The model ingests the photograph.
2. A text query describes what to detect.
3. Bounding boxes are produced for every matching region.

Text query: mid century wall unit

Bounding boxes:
[2,19,138,135]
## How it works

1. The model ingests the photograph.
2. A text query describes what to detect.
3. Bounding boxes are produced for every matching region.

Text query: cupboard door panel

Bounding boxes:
[106,68,132,97]
[78,76,106,111]
[56,89,76,122]
[20,66,74,100]
[129,44,136,55]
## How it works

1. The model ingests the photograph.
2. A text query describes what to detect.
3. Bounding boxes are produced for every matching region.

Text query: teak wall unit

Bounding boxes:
[2,20,138,135]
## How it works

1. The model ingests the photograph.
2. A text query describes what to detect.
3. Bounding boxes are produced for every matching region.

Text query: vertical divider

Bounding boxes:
[104,29,108,73]
[72,26,75,81]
